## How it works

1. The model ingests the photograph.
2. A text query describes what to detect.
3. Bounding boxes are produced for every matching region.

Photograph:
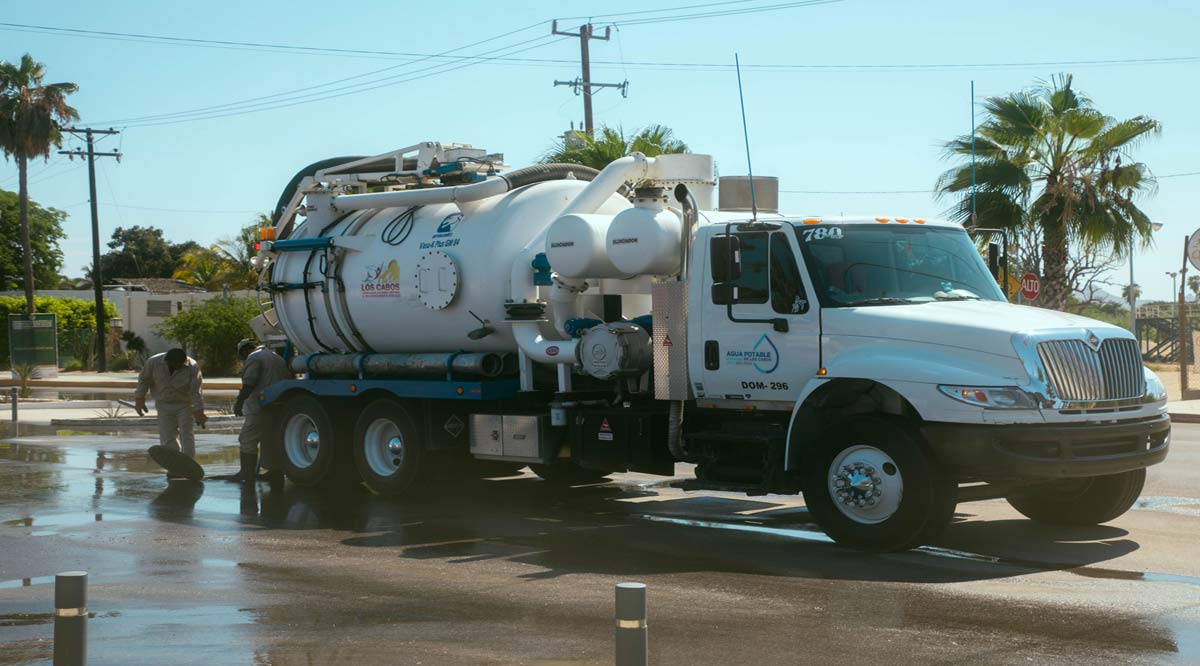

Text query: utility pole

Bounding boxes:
[552,21,628,136]
[60,128,121,372]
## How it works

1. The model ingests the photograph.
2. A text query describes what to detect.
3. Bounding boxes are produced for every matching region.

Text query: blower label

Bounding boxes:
[361,259,402,298]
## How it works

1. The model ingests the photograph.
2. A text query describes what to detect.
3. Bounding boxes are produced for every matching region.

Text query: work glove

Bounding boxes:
[193,410,208,428]
[233,400,244,417]
[134,397,147,416]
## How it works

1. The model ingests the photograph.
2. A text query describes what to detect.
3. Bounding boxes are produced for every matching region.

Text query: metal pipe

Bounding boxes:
[674,184,696,281]
[615,582,648,666]
[54,571,87,666]
[9,387,16,422]
[333,177,509,212]
[292,352,506,378]
[511,322,579,365]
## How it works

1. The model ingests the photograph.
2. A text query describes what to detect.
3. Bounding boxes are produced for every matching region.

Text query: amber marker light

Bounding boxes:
[803,218,821,225]
[875,217,889,223]
[817,368,828,376]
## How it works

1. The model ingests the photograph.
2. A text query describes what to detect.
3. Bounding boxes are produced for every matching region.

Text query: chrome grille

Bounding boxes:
[1037,338,1145,402]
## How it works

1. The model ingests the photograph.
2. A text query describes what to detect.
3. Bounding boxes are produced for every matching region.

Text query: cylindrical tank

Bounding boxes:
[607,193,682,277]
[545,213,629,279]
[270,179,629,354]
[718,175,779,214]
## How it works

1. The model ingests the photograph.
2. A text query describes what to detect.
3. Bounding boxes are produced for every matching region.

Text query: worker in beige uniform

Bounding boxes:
[223,339,289,483]
[135,348,206,458]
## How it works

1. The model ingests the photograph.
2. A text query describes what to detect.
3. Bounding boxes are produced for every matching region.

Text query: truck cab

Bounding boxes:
[675,215,1169,550]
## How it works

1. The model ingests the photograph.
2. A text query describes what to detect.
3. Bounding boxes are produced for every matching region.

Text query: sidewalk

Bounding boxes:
[1168,400,1200,423]
[1,371,240,391]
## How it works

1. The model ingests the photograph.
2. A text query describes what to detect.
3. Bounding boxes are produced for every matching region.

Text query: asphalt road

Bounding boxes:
[0,423,1197,665]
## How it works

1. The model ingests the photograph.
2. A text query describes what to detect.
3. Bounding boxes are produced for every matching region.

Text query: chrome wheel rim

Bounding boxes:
[363,418,404,478]
[283,414,321,469]
[827,445,902,524]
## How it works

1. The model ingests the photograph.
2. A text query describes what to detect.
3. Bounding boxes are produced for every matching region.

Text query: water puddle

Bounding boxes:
[641,514,1200,588]
[0,575,55,589]
[1134,496,1200,517]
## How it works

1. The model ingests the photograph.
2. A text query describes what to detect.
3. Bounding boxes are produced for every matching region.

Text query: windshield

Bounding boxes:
[794,224,1006,307]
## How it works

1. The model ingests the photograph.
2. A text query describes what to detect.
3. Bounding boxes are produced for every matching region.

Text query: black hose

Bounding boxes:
[500,163,600,190]
[273,155,366,236]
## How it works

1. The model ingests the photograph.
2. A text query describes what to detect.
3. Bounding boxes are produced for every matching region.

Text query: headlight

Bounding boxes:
[938,385,1039,409]
[1144,368,1167,402]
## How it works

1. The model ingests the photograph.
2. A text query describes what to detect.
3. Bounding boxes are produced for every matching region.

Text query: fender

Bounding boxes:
[782,341,1028,472]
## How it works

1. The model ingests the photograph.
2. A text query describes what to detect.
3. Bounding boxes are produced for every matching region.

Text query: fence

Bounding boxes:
[1137,302,1200,400]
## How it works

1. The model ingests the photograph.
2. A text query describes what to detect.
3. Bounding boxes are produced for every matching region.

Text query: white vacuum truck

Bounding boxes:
[250,141,1170,551]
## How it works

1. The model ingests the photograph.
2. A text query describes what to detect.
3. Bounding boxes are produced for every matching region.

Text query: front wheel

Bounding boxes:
[1006,469,1145,526]
[352,399,424,495]
[802,417,956,552]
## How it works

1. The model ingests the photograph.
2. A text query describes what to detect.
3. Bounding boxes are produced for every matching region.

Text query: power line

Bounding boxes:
[782,170,1200,195]
[89,29,559,127]
[114,36,567,128]
[96,203,261,214]
[598,0,843,26]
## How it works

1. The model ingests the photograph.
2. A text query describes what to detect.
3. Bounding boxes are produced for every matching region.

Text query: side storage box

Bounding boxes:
[469,414,559,464]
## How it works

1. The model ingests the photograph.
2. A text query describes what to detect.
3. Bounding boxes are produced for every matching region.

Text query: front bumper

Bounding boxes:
[922,413,1170,480]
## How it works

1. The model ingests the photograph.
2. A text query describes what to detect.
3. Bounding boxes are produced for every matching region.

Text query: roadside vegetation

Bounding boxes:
[154,295,259,375]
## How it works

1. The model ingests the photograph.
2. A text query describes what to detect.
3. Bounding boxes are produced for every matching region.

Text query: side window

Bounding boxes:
[769,232,808,314]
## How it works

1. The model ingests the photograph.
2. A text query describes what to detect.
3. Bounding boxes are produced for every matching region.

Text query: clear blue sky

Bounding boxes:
[1,0,1196,302]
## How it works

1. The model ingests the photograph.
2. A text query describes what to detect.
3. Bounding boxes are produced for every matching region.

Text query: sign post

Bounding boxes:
[8,313,58,379]
[1020,272,1041,302]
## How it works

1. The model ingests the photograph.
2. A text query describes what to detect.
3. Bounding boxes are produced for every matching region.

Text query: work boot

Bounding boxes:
[214,453,257,483]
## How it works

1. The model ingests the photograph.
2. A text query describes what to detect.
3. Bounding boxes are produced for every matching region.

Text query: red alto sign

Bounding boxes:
[1020,272,1041,300]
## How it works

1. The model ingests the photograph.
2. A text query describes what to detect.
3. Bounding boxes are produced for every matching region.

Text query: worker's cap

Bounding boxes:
[237,338,258,355]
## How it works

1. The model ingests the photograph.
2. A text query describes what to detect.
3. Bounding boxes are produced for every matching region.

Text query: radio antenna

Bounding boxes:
[735,53,758,222]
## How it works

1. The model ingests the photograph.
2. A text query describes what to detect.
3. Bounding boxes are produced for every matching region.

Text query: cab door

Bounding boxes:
[692,224,819,404]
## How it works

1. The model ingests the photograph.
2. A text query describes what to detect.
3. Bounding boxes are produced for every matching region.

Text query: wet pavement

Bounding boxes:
[0,427,1198,665]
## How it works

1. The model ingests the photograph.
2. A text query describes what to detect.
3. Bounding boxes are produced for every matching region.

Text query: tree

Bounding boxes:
[541,124,688,170]
[98,225,176,279]
[1188,274,1199,302]
[0,188,65,290]
[0,53,79,313]
[168,240,201,268]
[1121,284,1141,303]
[172,246,228,291]
[212,217,265,288]
[936,74,1159,311]
[154,296,259,375]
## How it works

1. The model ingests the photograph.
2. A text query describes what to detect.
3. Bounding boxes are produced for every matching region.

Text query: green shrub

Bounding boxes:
[154,296,258,376]
[63,359,85,372]
[109,354,132,372]
[0,296,120,366]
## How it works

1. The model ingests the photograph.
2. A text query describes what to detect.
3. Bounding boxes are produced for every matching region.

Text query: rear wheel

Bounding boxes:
[530,462,611,485]
[803,417,956,552]
[276,393,343,487]
[353,399,424,495]
[1006,469,1145,526]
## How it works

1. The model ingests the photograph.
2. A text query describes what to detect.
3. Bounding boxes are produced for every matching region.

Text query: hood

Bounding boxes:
[820,301,1129,357]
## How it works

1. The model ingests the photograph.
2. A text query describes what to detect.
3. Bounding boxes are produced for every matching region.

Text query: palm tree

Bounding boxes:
[1121,284,1141,304]
[542,124,688,170]
[0,54,79,314]
[0,54,78,312]
[1188,274,1199,302]
[937,74,1159,311]
[172,247,228,291]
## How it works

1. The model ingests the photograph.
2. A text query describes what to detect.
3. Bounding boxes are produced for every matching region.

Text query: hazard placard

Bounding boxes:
[599,418,611,432]
[662,334,673,347]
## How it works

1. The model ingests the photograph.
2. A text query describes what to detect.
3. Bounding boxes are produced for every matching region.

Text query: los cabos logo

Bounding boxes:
[361,259,401,298]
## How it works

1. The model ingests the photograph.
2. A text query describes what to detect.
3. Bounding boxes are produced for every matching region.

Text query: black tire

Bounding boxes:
[802,417,956,552]
[530,462,612,485]
[352,399,424,495]
[275,393,344,487]
[1006,469,1145,526]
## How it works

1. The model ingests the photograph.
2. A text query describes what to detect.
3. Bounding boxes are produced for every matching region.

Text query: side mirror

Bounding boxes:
[711,282,738,305]
[987,241,1002,281]
[711,235,742,282]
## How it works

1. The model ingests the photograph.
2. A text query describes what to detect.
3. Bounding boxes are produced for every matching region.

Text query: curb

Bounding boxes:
[49,415,244,427]
[1169,413,1200,424]
[0,379,241,390]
